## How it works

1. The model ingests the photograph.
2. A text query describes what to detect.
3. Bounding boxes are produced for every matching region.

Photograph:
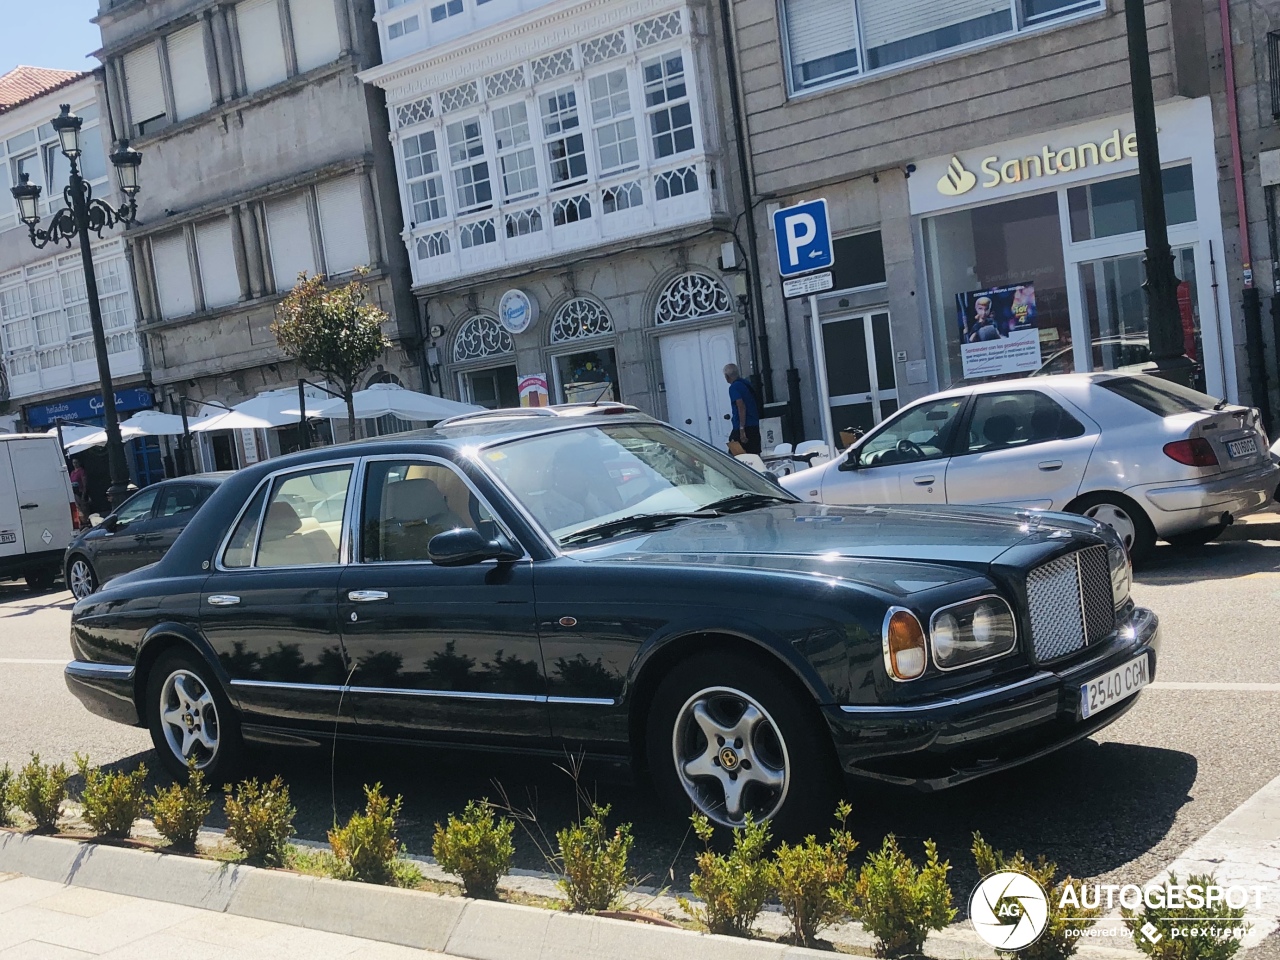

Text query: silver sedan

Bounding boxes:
[781,373,1280,561]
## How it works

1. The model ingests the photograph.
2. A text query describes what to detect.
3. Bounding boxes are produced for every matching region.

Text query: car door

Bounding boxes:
[9,438,74,556]
[92,487,160,580]
[338,457,550,744]
[816,395,969,505]
[945,388,1098,510]
[200,462,354,734]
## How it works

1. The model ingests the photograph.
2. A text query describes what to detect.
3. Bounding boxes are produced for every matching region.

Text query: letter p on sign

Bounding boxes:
[773,199,833,278]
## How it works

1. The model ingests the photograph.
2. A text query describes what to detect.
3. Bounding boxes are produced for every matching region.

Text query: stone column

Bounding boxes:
[240,203,267,298]
[230,207,251,301]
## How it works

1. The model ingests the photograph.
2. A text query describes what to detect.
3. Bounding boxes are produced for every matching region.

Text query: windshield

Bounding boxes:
[479,423,793,546]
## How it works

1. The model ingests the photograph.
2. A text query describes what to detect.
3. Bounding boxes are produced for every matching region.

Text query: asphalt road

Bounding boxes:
[2,535,1279,905]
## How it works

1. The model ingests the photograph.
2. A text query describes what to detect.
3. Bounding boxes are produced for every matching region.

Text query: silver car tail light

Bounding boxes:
[1025,546,1115,662]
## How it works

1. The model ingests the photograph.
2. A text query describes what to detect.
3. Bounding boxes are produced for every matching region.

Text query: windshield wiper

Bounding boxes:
[559,511,719,546]
[700,492,795,514]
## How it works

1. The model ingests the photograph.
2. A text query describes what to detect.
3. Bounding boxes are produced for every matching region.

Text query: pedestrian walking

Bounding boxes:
[723,363,761,455]
[68,458,89,529]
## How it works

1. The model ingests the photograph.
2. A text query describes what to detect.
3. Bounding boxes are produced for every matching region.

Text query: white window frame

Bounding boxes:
[641,50,697,161]
[539,84,589,191]
[402,130,448,224]
[588,67,640,176]
[491,100,539,201]
[446,116,493,213]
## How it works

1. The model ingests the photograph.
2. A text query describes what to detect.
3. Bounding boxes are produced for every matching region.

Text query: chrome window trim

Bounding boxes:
[927,594,1017,672]
[226,677,615,706]
[66,661,135,679]
[882,605,927,682]
[213,459,359,573]
[353,453,528,564]
[838,674,1049,713]
[547,695,616,706]
[230,679,347,694]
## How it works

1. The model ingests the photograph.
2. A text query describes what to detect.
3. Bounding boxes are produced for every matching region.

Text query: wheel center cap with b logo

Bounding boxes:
[970,871,1050,951]
[718,747,739,770]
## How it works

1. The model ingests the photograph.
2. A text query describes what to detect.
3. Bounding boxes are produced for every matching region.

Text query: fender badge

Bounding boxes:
[558,616,578,627]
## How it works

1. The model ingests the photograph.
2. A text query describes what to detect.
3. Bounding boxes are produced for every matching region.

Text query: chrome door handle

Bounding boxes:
[19,503,38,510]
[912,476,935,485]
[1037,460,1063,471]
[207,594,240,606]
[348,590,389,602]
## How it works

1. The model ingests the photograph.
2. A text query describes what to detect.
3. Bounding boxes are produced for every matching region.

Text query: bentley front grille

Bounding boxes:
[1025,545,1115,663]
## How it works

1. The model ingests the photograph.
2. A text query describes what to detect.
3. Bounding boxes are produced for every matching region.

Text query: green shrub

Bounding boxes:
[432,800,515,900]
[679,813,775,937]
[1122,873,1249,960]
[74,755,149,839]
[853,835,955,957]
[770,802,859,947]
[0,763,14,827]
[556,802,633,912]
[329,783,403,884]
[149,761,213,851]
[12,754,69,832]
[223,776,295,865]
[973,832,1100,960]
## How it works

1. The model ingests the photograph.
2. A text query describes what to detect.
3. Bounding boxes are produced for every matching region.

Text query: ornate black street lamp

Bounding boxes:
[11,104,143,505]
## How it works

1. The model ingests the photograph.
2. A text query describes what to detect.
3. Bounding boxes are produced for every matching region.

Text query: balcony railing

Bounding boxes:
[407,157,722,286]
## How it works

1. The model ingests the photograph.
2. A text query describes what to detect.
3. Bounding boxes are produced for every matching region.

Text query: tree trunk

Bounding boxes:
[346,391,357,442]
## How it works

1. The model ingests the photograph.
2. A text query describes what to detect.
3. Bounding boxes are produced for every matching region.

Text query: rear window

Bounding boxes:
[1097,376,1219,418]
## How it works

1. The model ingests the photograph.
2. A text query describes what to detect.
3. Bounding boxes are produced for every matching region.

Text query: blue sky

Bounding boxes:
[3,0,103,76]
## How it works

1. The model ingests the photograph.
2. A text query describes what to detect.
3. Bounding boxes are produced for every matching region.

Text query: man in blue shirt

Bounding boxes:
[723,363,761,454]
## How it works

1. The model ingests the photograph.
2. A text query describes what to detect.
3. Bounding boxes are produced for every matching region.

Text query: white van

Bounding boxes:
[0,434,77,590]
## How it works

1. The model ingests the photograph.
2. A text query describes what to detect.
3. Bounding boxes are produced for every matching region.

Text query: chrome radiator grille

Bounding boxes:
[1025,545,1115,662]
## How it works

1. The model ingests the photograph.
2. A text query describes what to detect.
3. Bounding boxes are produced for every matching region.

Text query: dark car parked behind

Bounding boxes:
[65,474,228,599]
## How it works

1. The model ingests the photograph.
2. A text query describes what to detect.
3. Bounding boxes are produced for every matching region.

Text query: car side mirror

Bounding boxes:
[838,451,860,472]
[428,528,511,567]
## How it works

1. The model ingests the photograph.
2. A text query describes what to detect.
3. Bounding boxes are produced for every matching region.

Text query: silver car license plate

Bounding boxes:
[1080,654,1149,719]
[0,531,14,544]
[1228,437,1258,459]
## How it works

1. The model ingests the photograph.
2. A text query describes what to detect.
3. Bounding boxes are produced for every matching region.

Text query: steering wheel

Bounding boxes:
[897,438,927,460]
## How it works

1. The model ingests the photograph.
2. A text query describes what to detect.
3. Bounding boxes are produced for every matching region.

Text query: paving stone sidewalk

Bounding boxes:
[0,873,447,960]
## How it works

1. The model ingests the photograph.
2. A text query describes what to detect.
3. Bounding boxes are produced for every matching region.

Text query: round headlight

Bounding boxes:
[933,612,958,659]
[972,603,998,644]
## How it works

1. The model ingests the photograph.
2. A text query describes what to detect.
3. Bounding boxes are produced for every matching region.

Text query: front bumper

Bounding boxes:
[824,607,1159,790]
[65,661,139,726]
[1134,460,1280,536]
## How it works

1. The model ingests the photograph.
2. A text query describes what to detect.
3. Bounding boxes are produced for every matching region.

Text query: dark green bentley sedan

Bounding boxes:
[65,404,1158,836]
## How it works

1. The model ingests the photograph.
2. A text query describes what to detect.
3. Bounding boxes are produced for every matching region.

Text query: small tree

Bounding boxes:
[272,270,390,438]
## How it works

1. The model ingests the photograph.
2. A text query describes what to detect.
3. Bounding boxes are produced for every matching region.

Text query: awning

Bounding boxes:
[313,383,482,422]
[189,388,329,433]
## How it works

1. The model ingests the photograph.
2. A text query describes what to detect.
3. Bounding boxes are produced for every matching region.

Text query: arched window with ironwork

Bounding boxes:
[550,297,613,343]
[653,272,733,326]
[452,314,513,363]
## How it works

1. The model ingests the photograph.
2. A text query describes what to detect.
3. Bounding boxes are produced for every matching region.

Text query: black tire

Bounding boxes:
[146,647,243,783]
[1167,522,1229,548]
[25,566,57,592]
[1068,492,1157,564]
[645,650,839,841]
[66,555,98,600]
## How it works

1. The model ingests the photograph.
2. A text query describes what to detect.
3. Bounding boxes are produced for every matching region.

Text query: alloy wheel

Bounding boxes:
[1083,502,1136,552]
[158,669,220,769]
[671,685,790,827]
[68,559,95,600]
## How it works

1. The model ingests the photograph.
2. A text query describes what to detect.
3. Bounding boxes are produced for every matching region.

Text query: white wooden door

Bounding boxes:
[658,325,736,446]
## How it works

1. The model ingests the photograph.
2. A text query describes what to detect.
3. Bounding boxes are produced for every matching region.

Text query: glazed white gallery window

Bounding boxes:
[782,0,1104,92]
[1,103,108,226]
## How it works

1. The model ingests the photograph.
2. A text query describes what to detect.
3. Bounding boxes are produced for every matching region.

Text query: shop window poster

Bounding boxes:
[956,283,1042,379]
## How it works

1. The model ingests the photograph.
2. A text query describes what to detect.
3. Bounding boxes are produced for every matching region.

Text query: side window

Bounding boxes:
[360,460,483,563]
[114,488,159,527]
[222,484,267,569]
[256,466,352,568]
[156,485,200,518]
[964,392,1085,454]
[857,397,966,468]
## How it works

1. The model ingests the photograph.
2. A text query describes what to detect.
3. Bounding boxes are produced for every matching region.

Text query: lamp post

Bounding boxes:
[11,104,143,505]
[1123,0,1195,387]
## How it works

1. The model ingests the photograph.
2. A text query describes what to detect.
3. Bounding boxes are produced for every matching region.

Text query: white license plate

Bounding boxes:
[0,531,13,544]
[1080,654,1150,719]
[1228,437,1258,459]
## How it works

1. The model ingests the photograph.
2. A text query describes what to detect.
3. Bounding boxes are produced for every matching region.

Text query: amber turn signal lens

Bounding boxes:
[884,609,927,681]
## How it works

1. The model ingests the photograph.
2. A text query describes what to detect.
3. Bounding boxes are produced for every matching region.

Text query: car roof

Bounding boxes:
[927,372,1123,402]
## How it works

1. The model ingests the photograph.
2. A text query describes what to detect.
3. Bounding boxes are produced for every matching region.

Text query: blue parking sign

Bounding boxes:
[773,199,832,277]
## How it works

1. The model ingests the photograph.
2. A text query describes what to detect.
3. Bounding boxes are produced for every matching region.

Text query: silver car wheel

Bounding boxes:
[68,559,95,599]
[672,685,790,828]
[1083,503,1137,552]
[158,669,220,769]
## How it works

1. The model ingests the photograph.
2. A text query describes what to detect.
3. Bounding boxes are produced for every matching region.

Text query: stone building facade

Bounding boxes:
[360,0,760,449]
[95,0,418,469]
[727,0,1254,446]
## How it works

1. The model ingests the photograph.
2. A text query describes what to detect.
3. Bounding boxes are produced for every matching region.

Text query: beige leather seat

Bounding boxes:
[381,478,469,562]
[257,500,340,567]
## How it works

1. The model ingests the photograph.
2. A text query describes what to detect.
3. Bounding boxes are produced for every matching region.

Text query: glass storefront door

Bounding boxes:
[820,311,898,441]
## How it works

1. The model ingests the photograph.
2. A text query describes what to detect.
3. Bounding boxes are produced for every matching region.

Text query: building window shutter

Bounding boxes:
[195,218,240,309]
[290,0,342,72]
[167,25,212,121]
[856,0,1011,68]
[784,0,860,88]
[152,232,196,319]
[266,193,316,291]
[316,176,369,275]
[237,0,289,93]
[123,43,166,130]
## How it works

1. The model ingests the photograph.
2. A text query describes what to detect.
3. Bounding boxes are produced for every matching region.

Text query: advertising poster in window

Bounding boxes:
[519,373,550,407]
[955,283,1041,379]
